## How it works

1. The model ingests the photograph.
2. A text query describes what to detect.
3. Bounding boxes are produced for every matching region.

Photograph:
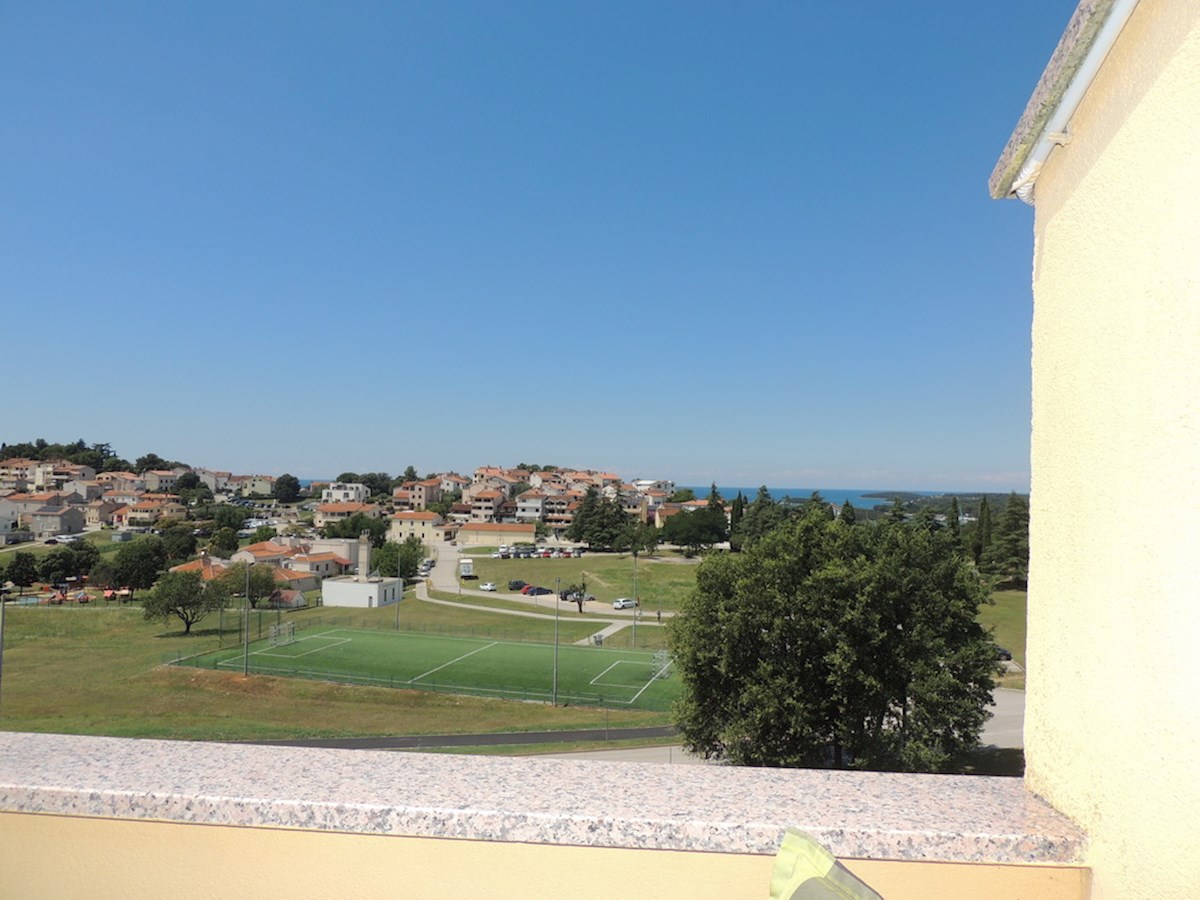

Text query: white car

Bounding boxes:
[613,597,637,609]
[480,582,497,592]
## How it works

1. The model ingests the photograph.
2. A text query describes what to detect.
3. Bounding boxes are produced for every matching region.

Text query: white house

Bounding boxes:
[321,482,369,504]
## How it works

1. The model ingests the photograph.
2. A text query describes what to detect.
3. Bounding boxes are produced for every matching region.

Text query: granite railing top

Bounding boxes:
[0,731,1085,864]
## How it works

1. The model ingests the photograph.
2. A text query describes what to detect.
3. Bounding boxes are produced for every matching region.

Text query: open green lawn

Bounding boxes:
[179,626,678,711]
[0,529,151,563]
[467,552,700,612]
[0,599,666,740]
[978,588,1027,688]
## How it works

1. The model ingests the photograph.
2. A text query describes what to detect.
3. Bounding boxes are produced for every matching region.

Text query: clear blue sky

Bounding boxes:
[2,1,1074,491]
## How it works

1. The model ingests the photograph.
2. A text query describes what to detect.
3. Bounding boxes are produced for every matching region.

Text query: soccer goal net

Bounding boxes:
[269,621,297,647]
[653,650,672,679]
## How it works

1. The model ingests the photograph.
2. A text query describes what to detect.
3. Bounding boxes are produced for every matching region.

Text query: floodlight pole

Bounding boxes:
[632,551,638,648]
[242,563,250,676]
[552,576,560,705]
[0,591,6,713]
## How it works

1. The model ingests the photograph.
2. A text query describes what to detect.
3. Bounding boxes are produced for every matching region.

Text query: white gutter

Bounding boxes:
[1009,0,1141,204]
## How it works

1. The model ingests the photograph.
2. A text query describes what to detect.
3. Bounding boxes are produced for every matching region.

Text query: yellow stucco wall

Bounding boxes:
[0,813,1089,900]
[1025,1,1200,897]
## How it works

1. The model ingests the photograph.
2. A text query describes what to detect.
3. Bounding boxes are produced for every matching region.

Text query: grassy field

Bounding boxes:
[0,529,151,564]
[466,552,700,612]
[0,598,667,740]
[177,627,679,710]
[978,588,1027,689]
[0,554,1026,743]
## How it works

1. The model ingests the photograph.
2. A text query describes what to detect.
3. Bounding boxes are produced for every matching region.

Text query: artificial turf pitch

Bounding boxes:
[179,628,678,711]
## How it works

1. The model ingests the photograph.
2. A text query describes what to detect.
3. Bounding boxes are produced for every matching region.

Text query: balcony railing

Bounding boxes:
[0,730,1087,899]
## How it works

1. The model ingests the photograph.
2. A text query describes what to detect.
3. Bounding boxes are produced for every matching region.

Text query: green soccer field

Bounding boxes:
[179,628,679,711]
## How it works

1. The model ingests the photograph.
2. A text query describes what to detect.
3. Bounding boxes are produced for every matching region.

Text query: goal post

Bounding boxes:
[268,621,297,647]
[653,649,671,679]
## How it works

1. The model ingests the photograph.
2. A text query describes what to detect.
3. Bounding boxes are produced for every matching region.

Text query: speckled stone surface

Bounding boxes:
[0,731,1085,863]
[989,0,1117,198]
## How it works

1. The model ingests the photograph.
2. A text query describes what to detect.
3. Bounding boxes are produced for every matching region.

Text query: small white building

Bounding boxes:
[321,482,369,504]
[321,575,401,608]
[320,534,402,608]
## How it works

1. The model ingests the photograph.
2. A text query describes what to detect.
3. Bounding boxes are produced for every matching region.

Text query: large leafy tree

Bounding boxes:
[565,487,630,549]
[372,537,424,580]
[143,571,227,634]
[112,538,169,600]
[616,521,659,558]
[160,526,197,563]
[359,473,393,498]
[273,473,301,503]
[661,507,727,555]
[135,452,183,473]
[88,559,117,590]
[1,438,129,471]
[218,562,277,609]
[669,508,996,772]
[39,548,83,584]
[212,505,248,531]
[208,527,240,558]
[321,513,388,547]
[6,552,38,596]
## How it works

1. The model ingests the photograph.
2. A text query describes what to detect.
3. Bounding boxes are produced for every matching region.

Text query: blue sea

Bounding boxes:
[681,487,937,509]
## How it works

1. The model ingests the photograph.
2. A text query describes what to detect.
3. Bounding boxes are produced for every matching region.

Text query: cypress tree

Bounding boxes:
[973,496,993,565]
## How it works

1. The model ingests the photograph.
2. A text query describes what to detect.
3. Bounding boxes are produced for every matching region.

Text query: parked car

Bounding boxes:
[995,645,1013,661]
[613,597,637,609]
[527,586,553,596]
[508,580,527,591]
[520,585,536,594]
[480,582,497,592]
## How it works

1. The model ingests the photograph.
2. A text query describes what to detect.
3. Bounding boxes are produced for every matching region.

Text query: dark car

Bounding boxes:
[995,645,1013,661]
[527,586,553,596]
[508,580,527,591]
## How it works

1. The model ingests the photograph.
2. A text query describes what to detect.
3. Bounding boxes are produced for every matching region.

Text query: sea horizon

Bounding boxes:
[679,486,935,509]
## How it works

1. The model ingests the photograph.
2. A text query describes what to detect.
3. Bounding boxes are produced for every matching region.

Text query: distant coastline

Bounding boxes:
[680,487,936,509]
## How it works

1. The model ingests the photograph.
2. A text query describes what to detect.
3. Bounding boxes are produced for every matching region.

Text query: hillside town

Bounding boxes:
[0,457,694,546]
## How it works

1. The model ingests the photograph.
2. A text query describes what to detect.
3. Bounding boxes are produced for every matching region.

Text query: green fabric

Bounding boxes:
[769,828,884,900]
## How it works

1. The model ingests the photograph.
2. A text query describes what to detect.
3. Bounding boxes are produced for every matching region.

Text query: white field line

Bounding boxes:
[627,661,672,705]
[256,637,351,659]
[589,659,654,691]
[410,641,499,684]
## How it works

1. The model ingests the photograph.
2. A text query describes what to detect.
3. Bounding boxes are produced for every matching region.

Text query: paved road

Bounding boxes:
[236,726,678,751]
[238,692,1024,758]
[428,540,672,621]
